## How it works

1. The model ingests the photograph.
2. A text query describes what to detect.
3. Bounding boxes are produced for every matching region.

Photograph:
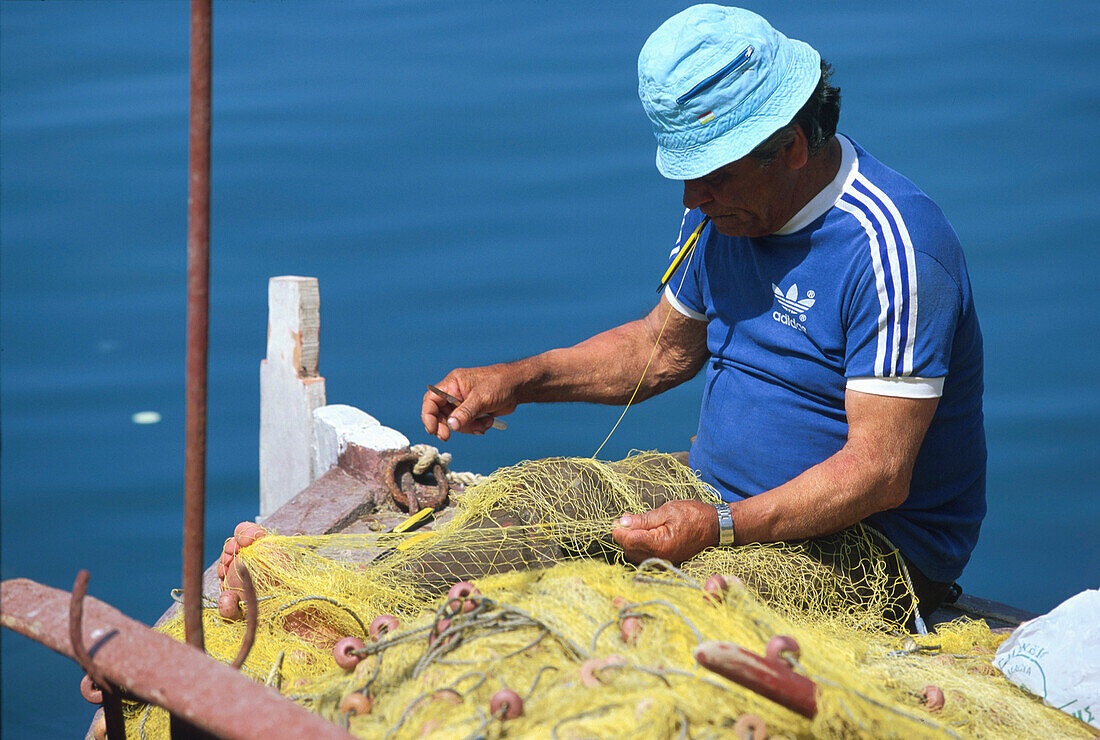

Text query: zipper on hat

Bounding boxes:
[676,45,754,105]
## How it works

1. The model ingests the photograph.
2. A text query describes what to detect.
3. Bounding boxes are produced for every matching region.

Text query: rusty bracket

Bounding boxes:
[384,452,449,513]
[694,638,818,719]
[70,570,129,739]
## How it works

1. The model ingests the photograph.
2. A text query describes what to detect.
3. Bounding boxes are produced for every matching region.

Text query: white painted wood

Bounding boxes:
[312,404,380,475]
[312,404,410,476]
[344,423,410,452]
[260,276,327,519]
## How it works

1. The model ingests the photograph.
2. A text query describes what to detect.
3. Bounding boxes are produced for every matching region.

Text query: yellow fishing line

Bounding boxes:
[592,217,708,459]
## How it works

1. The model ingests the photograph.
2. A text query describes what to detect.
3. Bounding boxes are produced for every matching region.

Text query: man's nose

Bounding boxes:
[683,179,714,210]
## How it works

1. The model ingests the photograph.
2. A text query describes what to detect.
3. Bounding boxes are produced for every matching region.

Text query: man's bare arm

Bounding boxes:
[613,389,939,562]
[726,389,938,542]
[422,296,708,440]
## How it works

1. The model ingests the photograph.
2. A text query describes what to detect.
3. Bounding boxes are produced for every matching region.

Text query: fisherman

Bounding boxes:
[220,6,984,630]
[419,5,986,627]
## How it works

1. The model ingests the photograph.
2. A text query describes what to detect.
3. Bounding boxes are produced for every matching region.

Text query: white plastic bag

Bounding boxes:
[993,588,1100,729]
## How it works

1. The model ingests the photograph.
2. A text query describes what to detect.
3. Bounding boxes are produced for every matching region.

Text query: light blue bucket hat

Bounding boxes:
[638,5,821,180]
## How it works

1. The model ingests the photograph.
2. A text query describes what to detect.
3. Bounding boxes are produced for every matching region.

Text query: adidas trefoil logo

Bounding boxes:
[772,283,815,317]
[771,283,815,333]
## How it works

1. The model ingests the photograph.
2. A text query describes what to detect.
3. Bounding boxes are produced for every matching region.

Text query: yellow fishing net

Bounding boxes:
[131,453,1092,738]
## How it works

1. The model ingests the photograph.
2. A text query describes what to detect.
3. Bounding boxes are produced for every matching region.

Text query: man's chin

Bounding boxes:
[710,216,763,238]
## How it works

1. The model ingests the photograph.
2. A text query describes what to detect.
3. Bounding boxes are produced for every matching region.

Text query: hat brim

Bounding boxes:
[654,40,821,180]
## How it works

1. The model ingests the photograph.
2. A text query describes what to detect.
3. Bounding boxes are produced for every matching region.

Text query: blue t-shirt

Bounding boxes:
[664,135,985,583]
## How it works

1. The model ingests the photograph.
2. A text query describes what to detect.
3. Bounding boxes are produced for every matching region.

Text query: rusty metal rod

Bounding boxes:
[184,0,212,653]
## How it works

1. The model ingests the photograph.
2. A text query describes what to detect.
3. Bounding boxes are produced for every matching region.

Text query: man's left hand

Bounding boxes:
[611,500,720,565]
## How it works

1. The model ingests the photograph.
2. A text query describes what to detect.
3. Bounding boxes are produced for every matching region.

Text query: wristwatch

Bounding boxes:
[714,503,735,547]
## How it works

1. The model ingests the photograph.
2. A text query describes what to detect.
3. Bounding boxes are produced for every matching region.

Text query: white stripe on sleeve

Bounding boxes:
[834,198,891,376]
[847,376,944,398]
[846,182,905,375]
[855,173,919,375]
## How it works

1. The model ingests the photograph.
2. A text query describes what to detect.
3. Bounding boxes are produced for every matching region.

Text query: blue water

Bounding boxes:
[2,1,1097,735]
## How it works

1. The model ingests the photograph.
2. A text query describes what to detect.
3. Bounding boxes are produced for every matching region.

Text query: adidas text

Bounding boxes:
[773,310,807,333]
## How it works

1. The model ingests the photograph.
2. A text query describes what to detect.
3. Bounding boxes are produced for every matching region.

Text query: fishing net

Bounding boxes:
[129,452,1092,738]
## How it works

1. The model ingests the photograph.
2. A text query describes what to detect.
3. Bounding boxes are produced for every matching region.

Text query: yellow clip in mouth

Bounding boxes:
[657,216,710,292]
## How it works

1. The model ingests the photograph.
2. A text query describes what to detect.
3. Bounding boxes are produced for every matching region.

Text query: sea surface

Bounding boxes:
[1,1,1097,736]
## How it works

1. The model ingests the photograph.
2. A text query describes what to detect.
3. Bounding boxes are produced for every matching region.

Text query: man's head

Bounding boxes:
[638,5,841,236]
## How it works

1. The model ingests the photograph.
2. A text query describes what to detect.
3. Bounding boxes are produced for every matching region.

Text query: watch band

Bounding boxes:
[714,503,735,547]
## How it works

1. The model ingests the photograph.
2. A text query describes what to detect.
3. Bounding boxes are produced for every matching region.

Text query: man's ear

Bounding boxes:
[783,125,809,170]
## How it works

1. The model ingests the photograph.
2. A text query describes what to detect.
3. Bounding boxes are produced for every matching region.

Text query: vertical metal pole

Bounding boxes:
[184,0,212,653]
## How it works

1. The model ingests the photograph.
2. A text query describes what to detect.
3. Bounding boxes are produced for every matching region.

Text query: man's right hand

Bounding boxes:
[422,365,522,441]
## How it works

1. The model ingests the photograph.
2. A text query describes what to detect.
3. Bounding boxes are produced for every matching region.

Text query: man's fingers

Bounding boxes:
[424,391,490,438]
[423,400,452,441]
[615,508,660,530]
[612,527,667,564]
[612,506,687,563]
[447,397,484,432]
[424,411,451,440]
[446,409,465,431]
[421,390,454,437]
[422,368,517,438]
[469,416,495,435]
[611,525,655,551]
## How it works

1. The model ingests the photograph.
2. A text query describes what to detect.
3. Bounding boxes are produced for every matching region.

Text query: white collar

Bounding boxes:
[773,134,857,235]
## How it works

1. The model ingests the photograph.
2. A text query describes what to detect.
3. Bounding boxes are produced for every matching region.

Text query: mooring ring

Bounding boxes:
[384,453,449,512]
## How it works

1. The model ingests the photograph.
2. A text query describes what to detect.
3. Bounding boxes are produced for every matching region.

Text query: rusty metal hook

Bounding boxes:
[231,562,258,670]
[70,570,109,690]
[384,453,449,512]
[70,570,128,739]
